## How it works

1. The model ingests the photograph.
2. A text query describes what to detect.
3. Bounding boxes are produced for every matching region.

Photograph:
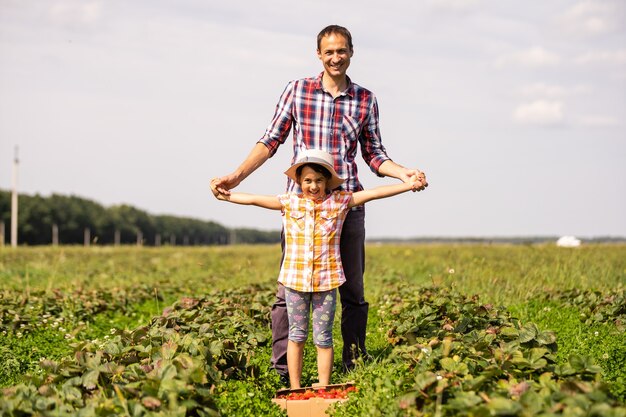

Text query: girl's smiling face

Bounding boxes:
[298,165,329,200]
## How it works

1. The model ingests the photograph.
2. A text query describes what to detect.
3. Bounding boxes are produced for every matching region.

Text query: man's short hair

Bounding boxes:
[317,25,353,52]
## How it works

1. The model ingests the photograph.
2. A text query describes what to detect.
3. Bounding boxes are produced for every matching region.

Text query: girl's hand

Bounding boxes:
[212,173,241,196]
[408,175,421,190]
[416,170,428,188]
[210,179,219,197]
[210,178,227,200]
[405,170,427,192]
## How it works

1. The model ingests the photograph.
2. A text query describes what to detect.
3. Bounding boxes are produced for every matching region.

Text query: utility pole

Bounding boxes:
[11,146,19,248]
[52,224,59,245]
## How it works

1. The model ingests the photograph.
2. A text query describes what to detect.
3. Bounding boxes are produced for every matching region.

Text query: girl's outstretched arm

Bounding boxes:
[211,181,281,210]
[348,177,422,208]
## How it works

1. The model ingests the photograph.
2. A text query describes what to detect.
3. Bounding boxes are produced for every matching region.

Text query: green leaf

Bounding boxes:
[209,340,222,357]
[445,391,483,410]
[104,341,122,355]
[440,357,456,372]
[555,363,576,376]
[569,354,590,372]
[519,323,538,343]
[414,372,438,391]
[528,347,549,362]
[519,390,543,414]
[511,353,531,369]
[34,396,56,412]
[159,363,177,381]
[530,358,547,370]
[487,397,523,415]
[81,369,100,390]
[500,326,519,339]
[161,341,178,361]
[535,330,556,345]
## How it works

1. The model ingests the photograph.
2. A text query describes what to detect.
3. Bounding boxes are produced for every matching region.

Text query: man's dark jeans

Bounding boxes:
[270,209,367,376]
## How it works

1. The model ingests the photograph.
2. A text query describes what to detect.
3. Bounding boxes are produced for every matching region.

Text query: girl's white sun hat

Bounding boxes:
[284,149,345,190]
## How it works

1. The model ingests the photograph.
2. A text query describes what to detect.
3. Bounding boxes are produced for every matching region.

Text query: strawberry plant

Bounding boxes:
[373,281,625,416]
[0,284,276,416]
[547,287,626,330]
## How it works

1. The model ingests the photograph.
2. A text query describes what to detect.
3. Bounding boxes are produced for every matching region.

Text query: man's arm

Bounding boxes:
[358,96,428,191]
[378,160,428,192]
[213,143,270,195]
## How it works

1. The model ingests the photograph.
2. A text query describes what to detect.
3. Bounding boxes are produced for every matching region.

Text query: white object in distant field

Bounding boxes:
[556,236,581,247]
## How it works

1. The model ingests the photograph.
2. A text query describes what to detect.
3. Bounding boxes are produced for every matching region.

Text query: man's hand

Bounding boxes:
[212,143,271,195]
[210,178,229,201]
[401,168,428,192]
[212,173,241,196]
[378,160,428,192]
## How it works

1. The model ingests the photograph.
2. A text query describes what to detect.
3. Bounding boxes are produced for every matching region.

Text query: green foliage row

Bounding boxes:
[0,285,163,336]
[546,287,626,329]
[0,189,279,245]
[0,284,280,416]
[0,245,283,391]
[0,298,164,389]
[3,282,623,416]
[332,282,625,416]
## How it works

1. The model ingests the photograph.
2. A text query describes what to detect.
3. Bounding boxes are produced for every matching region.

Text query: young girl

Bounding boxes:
[210,149,422,388]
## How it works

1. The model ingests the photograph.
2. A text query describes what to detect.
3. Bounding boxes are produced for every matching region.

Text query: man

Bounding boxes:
[213,25,428,381]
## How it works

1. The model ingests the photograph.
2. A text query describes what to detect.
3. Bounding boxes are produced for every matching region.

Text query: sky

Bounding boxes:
[1,0,625,239]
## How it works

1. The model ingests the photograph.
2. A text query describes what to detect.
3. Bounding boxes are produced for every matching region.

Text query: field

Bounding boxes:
[1,244,625,416]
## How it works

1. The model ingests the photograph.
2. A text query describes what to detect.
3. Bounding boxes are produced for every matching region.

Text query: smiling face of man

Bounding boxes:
[317,32,353,80]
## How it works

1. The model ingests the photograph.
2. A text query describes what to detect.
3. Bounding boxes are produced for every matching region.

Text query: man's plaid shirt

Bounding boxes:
[277,191,352,292]
[258,72,391,201]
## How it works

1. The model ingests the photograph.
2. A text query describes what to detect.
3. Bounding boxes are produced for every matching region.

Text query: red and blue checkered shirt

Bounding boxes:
[258,72,391,201]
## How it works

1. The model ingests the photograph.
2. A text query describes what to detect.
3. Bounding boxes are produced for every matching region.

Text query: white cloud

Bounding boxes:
[558,0,624,37]
[428,0,483,13]
[495,47,560,69]
[579,115,620,128]
[575,49,626,65]
[513,100,564,126]
[518,83,590,98]
[48,1,103,26]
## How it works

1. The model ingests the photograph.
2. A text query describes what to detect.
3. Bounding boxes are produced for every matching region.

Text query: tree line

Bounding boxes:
[0,190,280,246]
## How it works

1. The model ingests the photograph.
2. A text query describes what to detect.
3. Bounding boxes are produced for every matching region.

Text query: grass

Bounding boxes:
[364,244,624,305]
[0,328,70,387]
[2,244,623,299]
[0,245,281,293]
[510,299,626,400]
